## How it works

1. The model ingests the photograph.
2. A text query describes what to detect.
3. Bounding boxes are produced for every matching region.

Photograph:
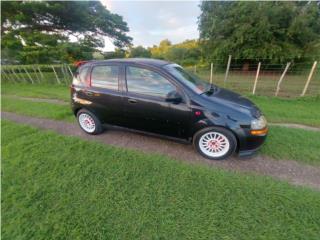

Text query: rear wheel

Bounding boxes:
[194,127,237,160]
[77,109,103,135]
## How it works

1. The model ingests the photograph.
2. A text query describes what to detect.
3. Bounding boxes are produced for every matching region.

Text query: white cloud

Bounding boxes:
[100,0,200,51]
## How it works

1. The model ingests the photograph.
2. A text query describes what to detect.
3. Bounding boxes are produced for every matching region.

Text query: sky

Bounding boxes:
[101,0,201,51]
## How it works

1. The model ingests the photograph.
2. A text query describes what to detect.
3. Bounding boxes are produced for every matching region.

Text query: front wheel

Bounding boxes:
[193,127,237,160]
[77,109,103,135]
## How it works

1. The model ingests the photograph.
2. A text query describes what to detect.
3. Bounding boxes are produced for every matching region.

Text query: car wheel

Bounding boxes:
[77,109,103,135]
[193,127,237,160]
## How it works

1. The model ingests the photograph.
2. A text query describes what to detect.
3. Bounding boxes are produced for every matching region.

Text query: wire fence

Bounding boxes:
[1,64,75,85]
[186,60,319,97]
[1,59,319,98]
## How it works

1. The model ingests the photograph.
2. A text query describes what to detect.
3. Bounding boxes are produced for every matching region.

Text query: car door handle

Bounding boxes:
[128,98,138,104]
[85,90,94,96]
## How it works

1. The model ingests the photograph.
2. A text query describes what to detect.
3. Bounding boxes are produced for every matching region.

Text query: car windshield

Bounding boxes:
[164,64,212,94]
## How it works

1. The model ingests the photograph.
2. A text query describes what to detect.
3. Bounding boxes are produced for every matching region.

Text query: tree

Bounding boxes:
[126,46,151,58]
[198,1,320,63]
[150,39,202,65]
[150,39,172,59]
[1,1,132,63]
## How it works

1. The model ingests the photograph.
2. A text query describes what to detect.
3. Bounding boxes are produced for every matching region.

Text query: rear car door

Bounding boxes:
[122,65,191,139]
[79,64,124,125]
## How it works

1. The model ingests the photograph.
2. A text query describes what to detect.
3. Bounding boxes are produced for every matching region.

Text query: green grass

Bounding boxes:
[262,126,320,165]
[248,95,320,127]
[2,120,320,240]
[1,83,70,101]
[2,83,320,126]
[1,96,74,122]
[2,93,320,165]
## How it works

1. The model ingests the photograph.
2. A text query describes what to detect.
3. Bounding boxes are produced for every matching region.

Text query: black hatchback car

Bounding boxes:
[71,58,267,160]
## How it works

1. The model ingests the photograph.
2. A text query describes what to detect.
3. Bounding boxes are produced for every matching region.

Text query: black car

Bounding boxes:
[71,58,267,160]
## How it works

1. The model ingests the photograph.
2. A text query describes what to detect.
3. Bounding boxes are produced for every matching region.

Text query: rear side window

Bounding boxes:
[126,66,175,97]
[91,65,119,90]
[73,66,89,86]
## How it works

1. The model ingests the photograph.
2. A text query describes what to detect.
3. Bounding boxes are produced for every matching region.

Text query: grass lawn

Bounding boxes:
[262,126,320,165]
[248,95,320,127]
[1,96,74,122]
[2,83,320,126]
[2,120,320,240]
[2,93,320,165]
[1,83,70,101]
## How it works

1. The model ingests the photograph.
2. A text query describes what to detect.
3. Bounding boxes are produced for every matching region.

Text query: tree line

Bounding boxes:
[1,1,319,65]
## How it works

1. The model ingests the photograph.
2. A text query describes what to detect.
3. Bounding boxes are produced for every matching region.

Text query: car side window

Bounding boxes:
[126,66,176,98]
[73,66,89,86]
[91,65,119,90]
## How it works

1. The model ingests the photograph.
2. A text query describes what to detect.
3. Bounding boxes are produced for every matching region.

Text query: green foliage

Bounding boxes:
[1,1,132,63]
[150,39,202,65]
[2,120,320,239]
[199,1,320,64]
[104,48,126,59]
[126,46,151,58]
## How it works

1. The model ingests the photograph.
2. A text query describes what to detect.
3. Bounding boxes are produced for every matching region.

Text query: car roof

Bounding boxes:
[88,58,172,68]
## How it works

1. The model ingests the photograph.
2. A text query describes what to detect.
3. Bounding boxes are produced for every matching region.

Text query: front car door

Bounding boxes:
[122,64,191,139]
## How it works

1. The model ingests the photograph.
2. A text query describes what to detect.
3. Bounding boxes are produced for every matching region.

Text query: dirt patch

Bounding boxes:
[2,111,320,191]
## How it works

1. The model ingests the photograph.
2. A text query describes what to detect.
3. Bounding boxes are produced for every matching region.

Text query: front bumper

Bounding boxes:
[235,127,268,157]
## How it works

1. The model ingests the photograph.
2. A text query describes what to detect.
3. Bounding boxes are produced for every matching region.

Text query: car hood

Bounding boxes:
[205,88,261,117]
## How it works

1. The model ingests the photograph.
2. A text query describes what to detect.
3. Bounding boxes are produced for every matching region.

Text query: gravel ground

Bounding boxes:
[2,111,320,191]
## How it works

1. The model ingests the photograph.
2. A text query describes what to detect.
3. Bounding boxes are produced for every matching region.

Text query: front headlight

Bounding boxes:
[251,116,267,130]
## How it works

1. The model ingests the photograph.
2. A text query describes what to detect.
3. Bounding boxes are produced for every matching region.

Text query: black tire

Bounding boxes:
[193,127,237,160]
[77,109,103,135]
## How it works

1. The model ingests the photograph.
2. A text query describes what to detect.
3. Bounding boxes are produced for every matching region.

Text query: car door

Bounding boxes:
[122,65,191,139]
[81,64,124,125]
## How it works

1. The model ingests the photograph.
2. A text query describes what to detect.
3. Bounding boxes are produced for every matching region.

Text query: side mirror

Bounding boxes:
[166,90,182,104]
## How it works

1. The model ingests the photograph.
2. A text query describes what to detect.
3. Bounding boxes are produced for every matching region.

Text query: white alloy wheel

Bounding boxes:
[78,113,96,133]
[198,132,230,158]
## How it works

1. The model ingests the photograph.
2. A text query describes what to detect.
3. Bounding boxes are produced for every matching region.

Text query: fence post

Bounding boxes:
[64,64,70,83]
[2,69,14,83]
[60,65,67,84]
[32,66,41,83]
[194,65,197,74]
[23,67,34,84]
[51,65,61,84]
[301,61,318,97]
[252,62,261,95]
[9,68,19,83]
[16,67,26,82]
[67,65,74,78]
[11,67,23,83]
[38,66,44,81]
[275,62,291,96]
[210,63,213,85]
[224,55,232,84]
